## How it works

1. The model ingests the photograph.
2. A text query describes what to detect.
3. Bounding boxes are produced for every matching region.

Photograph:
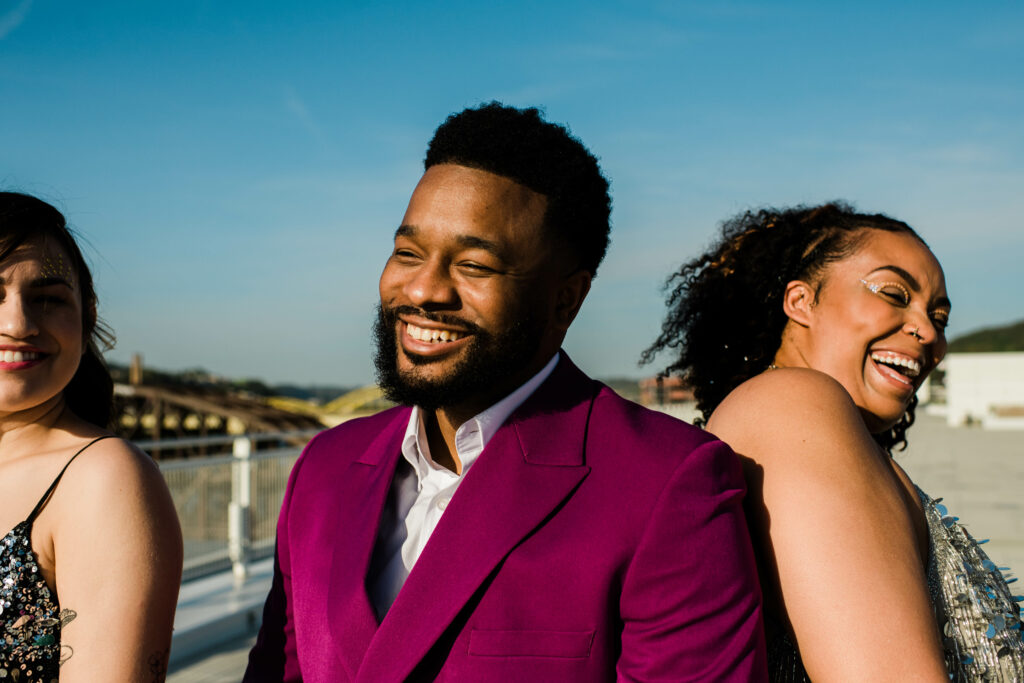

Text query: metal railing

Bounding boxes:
[144,431,319,583]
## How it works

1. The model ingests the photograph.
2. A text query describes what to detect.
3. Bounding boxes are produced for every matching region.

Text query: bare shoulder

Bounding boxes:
[60,435,166,495]
[710,367,857,431]
[50,435,179,545]
[46,438,182,680]
[707,368,878,474]
[707,375,946,678]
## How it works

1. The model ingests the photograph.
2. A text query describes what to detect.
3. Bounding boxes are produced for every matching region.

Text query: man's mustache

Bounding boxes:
[385,305,484,336]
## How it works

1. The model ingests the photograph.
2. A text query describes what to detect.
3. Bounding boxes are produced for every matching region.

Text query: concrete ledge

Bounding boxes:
[170,558,273,667]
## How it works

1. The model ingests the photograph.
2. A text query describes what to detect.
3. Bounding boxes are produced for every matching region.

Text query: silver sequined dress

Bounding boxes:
[767,487,1024,681]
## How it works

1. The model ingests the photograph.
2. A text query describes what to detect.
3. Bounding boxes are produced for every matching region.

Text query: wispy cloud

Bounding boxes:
[0,0,32,40]
[283,85,325,144]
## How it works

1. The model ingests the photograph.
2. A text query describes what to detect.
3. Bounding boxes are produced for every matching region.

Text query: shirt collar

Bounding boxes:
[400,353,560,484]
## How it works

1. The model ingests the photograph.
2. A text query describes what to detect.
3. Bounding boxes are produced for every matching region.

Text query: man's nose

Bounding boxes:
[404,261,458,309]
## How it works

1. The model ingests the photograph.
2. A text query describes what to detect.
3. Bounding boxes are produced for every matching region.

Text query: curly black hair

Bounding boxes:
[0,192,115,428]
[641,202,927,453]
[425,101,612,277]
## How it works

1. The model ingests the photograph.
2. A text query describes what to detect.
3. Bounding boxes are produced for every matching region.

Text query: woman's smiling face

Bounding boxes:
[779,228,950,433]
[0,239,85,417]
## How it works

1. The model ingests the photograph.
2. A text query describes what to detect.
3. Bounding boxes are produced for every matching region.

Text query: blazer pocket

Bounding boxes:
[468,629,595,659]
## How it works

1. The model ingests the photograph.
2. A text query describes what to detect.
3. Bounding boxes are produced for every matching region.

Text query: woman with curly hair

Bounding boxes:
[645,202,1023,681]
[0,192,182,680]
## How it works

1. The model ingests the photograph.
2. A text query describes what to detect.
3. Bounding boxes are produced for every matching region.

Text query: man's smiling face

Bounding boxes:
[374,163,564,413]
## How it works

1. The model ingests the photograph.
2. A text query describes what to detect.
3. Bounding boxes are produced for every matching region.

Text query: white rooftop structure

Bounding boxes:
[943,352,1024,429]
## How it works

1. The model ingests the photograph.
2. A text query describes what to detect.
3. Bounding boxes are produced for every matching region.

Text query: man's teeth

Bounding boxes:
[1,351,40,363]
[406,323,464,343]
[871,352,921,378]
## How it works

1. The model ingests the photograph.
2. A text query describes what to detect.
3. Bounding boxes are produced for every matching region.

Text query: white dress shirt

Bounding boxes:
[367,354,559,619]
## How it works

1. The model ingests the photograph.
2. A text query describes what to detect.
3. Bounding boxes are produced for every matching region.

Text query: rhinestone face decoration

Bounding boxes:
[39,254,72,284]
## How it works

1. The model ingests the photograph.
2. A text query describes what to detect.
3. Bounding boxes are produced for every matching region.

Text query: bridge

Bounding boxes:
[112,381,392,458]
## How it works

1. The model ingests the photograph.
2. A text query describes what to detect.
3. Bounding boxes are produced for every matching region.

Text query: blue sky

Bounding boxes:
[3,1,1022,385]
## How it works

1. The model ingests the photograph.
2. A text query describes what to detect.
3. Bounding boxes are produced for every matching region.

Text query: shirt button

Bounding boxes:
[437,498,449,510]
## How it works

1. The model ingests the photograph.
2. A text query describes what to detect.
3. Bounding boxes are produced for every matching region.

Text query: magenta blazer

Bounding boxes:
[244,354,767,682]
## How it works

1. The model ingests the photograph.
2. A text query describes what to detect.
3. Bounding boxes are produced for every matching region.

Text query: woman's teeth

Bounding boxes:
[871,352,921,378]
[0,351,40,363]
[406,323,463,343]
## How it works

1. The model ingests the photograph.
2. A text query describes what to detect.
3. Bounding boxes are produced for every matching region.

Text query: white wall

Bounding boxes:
[945,352,1024,429]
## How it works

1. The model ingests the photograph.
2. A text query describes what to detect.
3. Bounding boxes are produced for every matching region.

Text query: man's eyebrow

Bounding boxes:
[393,225,504,257]
[455,234,502,255]
[867,265,950,309]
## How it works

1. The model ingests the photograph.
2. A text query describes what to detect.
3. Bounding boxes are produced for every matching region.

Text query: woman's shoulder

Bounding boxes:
[46,433,170,522]
[720,366,851,408]
[707,368,876,469]
[60,434,160,483]
[35,431,181,588]
[710,367,860,430]
[50,409,158,480]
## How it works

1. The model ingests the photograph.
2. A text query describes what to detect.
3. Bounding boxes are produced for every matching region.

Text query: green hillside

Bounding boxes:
[948,319,1024,353]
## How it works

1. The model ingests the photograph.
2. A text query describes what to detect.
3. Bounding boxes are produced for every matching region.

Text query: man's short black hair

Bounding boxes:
[424,101,612,276]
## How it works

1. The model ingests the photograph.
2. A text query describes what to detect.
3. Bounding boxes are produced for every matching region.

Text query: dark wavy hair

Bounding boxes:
[425,101,612,276]
[642,202,928,453]
[0,192,114,428]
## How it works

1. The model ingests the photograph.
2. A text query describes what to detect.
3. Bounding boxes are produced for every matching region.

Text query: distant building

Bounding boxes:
[943,352,1024,429]
[638,375,701,424]
[638,375,694,405]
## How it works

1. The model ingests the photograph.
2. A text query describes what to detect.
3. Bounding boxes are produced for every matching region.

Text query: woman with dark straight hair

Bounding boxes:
[646,202,1023,681]
[0,192,182,680]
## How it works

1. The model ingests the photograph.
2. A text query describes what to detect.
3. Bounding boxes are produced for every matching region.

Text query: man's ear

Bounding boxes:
[781,279,815,328]
[553,270,592,331]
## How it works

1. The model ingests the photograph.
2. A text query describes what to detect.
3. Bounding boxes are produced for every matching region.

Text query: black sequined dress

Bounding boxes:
[0,436,111,682]
[767,486,1024,681]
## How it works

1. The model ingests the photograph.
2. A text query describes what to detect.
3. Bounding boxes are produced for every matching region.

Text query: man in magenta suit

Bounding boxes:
[244,103,766,682]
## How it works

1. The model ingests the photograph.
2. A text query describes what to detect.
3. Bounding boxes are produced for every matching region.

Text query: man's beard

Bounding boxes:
[372,304,545,412]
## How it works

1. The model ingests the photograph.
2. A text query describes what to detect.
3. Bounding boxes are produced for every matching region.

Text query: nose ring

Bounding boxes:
[909,325,921,340]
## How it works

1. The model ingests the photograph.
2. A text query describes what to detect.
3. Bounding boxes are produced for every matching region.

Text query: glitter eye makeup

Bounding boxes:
[860,278,910,305]
[40,254,73,285]
[931,308,950,329]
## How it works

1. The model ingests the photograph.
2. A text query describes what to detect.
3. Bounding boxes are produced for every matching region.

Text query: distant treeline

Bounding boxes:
[948,319,1024,353]
[107,362,353,405]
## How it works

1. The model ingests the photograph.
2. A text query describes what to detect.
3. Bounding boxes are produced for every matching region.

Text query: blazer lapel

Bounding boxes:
[355,357,599,682]
[326,409,409,681]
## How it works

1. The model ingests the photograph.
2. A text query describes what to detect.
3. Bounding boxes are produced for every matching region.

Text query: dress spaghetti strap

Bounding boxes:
[25,435,116,525]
